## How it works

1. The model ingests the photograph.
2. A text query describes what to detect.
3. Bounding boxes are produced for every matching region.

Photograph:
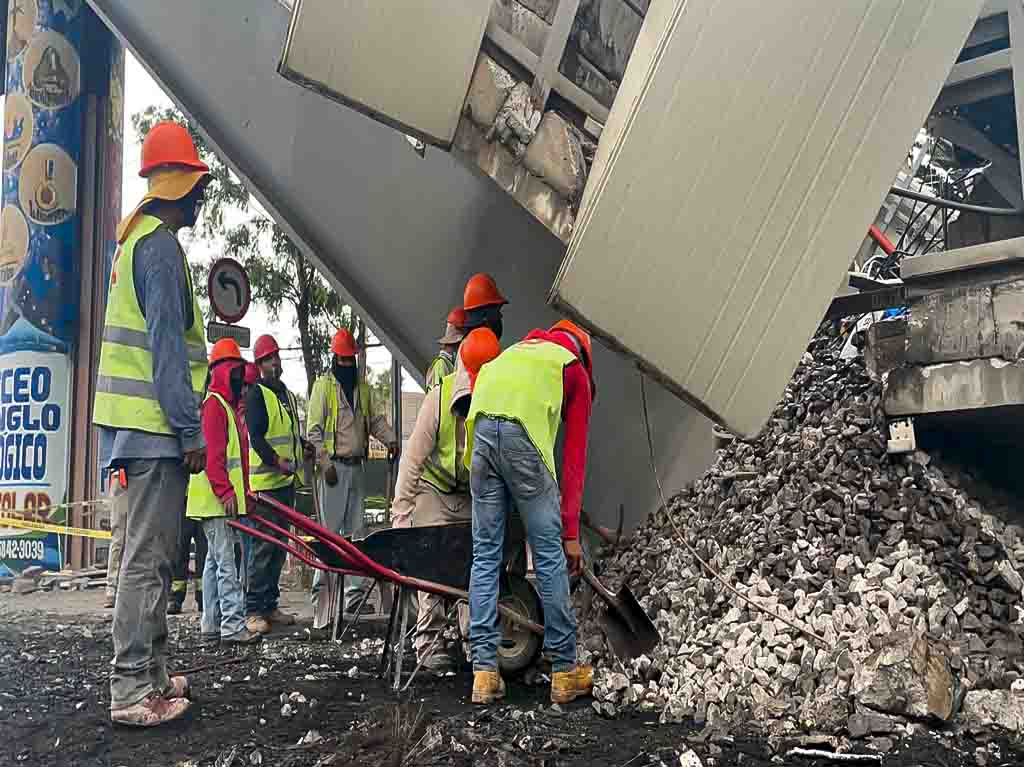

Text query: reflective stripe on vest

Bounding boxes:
[425,353,454,393]
[313,375,370,455]
[421,372,468,495]
[186,392,246,519]
[466,339,575,481]
[93,214,208,435]
[249,383,301,491]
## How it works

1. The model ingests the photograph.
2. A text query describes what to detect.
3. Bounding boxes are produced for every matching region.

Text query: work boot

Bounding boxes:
[166,676,190,700]
[471,670,506,704]
[550,665,594,704]
[111,693,190,727]
[245,616,271,635]
[166,600,182,616]
[223,628,263,645]
[266,608,296,626]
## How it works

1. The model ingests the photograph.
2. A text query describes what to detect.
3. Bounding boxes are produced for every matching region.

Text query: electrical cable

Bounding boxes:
[639,374,828,646]
[889,185,1024,216]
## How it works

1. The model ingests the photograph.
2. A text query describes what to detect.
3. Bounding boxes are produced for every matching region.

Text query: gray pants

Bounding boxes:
[312,460,368,619]
[109,459,186,710]
[104,482,125,600]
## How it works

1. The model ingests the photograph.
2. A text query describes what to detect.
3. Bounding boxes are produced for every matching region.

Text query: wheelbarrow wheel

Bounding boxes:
[497,574,542,674]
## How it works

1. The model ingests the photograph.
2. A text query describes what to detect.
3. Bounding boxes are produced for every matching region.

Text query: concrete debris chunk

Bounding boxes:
[960,690,1024,734]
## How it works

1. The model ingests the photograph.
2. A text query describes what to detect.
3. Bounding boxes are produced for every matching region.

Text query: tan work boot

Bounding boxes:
[471,670,506,704]
[266,608,296,626]
[246,615,271,635]
[111,693,190,727]
[550,665,594,704]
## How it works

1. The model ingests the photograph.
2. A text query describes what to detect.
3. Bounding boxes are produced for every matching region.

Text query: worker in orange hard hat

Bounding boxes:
[464,319,596,706]
[462,273,507,341]
[425,306,467,392]
[241,333,309,634]
[95,120,212,726]
[307,327,398,626]
[392,327,502,674]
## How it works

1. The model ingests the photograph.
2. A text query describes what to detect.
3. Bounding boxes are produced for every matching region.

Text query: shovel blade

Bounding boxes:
[597,585,661,661]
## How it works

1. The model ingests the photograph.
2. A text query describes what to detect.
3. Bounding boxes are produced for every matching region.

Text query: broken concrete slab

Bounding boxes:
[883,358,1024,417]
[524,112,587,201]
[960,690,1024,735]
[850,632,958,722]
[464,55,514,129]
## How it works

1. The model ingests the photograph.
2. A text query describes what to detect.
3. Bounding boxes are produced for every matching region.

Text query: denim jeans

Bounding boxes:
[201,517,246,638]
[241,484,294,616]
[469,417,576,673]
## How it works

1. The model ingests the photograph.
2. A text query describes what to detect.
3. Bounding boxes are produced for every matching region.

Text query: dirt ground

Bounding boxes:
[1,588,1021,767]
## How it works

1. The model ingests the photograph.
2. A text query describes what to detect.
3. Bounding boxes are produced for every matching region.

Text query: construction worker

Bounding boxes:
[242,334,305,635]
[465,320,596,705]
[307,328,398,621]
[94,121,210,726]
[461,273,507,341]
[425,306,467,391]
[189,339,262,646]
[392,328,501,673]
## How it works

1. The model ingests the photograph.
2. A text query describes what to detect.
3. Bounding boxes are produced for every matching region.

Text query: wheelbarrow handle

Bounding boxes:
[582,566,618,604]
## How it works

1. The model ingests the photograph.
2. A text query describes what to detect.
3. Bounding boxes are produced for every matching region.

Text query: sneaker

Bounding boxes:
[166,676,190,700]
[266,608,296,626]
[103,593,115,609]
[111,693,190,727]
[166,601,182,616]
[200,633,220,647]
[550,665,594,704]
[471,669,506,704]
[245,615,271,635]
[223,628,263,645]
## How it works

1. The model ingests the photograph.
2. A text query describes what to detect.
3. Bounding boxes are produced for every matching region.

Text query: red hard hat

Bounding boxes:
[209,338,243,366]
[253,334,280,362]
[463,273,507,311]
[139,121,210,178]
[447,306,468,328]
[331,328,359,357]
[460,328,501,385]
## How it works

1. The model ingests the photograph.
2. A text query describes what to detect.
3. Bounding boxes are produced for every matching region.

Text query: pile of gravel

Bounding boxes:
[580,331,1024,738]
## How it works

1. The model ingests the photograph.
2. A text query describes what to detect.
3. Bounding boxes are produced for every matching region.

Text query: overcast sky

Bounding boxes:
[122,53,419,398]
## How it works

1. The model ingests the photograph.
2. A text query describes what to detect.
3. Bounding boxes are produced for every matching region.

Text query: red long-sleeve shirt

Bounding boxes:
[522,329,592,540]
[202,359,251,504]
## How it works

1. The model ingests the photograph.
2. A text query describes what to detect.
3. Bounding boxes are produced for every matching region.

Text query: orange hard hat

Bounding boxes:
[463,273,507,311]
[209,338,243,366]
[139,121,210,178]
[550,320,593,370]
[460,327,501,384]
[447,306,468,328]
[331,328,359,357]
[253,334,280,362]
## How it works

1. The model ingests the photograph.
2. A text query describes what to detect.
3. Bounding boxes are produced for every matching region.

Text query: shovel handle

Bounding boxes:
[582,566,618,604]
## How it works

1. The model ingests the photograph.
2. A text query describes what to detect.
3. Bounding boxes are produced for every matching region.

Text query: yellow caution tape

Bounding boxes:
[0,517,111,540]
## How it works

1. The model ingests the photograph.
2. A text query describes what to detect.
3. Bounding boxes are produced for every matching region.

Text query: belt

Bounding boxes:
[331,456,364,466]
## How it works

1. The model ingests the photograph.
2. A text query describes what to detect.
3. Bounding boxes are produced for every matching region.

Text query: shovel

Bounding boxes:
[581,566,660,661]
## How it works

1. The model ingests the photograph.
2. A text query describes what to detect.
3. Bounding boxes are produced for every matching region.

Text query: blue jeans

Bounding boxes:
[469,417,576,673]
[201,518,246,638]
[241,484,294,616]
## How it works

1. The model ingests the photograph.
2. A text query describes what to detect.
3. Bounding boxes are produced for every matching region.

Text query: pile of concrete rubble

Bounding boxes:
[580,329,1024,741]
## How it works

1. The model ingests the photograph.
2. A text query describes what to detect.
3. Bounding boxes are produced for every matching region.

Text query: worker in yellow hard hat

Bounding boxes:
[306,328,398,628]
[94,121,211,727]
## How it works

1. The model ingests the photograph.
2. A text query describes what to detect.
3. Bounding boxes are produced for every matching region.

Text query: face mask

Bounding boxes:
[229,366,244,401]
[489,314,503,341]
[333,362,358,386]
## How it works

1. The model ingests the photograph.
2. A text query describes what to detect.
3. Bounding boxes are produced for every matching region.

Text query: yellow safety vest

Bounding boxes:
[310,374,370,455]
[421,373,468,495]
[93,214,207,435]
[466,339,575,481]
[249,383,303,491]
[425,352,455,393]
[186,392,246,518]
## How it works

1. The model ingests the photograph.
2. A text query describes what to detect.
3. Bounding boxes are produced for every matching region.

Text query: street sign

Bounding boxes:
[207,321,251,349]
[208,258,251,323]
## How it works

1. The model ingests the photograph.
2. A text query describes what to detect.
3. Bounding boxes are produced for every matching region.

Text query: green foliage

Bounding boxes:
[132,106,358,393]
[366,367,392,420]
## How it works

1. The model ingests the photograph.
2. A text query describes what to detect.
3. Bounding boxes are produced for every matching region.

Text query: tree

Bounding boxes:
[132,106,358,394]
[366,367,393,420]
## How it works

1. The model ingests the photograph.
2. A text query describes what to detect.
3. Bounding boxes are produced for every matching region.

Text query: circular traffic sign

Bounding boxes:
[208,258,251,324]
